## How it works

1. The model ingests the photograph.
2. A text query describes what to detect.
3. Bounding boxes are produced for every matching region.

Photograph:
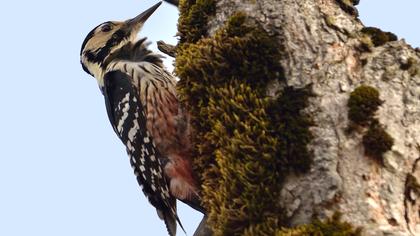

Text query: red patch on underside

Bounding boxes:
[165,154,198,201]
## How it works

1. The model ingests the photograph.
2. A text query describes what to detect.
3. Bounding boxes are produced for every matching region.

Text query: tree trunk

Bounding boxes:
[173,0,420,235]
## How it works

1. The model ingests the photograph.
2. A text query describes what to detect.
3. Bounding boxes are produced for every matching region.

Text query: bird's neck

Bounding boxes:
[87,62,105,88]
[93,39,164,89]
[104,38,163,67]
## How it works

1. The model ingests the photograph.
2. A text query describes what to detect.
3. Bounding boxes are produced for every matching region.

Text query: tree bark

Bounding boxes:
[177,0,420,235]
[157,40,177,57]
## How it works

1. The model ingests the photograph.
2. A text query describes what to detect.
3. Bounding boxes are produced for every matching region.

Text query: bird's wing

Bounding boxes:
[103,70,183,236]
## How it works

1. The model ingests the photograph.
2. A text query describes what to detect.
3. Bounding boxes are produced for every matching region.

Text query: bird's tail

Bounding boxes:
[164,210,185,236]
[157,202,185,236]
[179,193,206,214]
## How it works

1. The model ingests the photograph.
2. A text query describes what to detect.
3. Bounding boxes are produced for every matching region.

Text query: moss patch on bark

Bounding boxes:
[176,3,357,235]
[347,86,394,164]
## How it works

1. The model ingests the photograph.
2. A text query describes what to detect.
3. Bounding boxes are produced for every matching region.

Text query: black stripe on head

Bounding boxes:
[80,22,109,76]
[80,21,131,76]
[94,29,127,62]
[80,22,109,56]
[83,29,130,68]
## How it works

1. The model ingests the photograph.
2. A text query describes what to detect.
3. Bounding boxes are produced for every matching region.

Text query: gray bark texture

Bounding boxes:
[203,0,419,235]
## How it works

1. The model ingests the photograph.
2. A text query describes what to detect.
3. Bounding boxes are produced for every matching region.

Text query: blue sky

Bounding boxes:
[0,1,418,235]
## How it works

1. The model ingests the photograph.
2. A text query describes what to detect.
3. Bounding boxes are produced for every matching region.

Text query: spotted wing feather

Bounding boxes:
[103,70,182,236]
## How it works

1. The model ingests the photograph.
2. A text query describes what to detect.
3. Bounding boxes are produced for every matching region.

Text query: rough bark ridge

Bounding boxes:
[175,0,420,235]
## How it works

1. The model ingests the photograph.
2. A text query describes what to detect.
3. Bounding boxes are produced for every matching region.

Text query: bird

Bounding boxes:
[80,2,204,235]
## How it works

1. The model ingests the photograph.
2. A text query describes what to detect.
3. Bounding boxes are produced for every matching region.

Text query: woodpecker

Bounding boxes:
[80,2,203,235]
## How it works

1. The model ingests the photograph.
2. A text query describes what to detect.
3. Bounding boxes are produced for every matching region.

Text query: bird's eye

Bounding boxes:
[101,24,112,32]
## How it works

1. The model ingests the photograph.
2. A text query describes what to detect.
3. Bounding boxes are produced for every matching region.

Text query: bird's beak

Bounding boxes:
[126,1,162,31]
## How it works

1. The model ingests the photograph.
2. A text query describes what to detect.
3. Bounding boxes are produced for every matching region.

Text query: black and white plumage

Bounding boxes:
[80,2,203,236]
[104,69,180,235]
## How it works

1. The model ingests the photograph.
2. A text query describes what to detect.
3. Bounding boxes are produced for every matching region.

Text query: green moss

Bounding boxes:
[335,0,359,17]
[347,86,394,163]
[202,82,285,235]
[176,9,317,235]
[360,27,398,47]
[268,86,314,173]
[275,213,360,236]
[175,1,380,234]
[362,120,394,163]
[178,0,216,44]
[358,35,374,52]
[347,85,382,126]
[325,16,336,28]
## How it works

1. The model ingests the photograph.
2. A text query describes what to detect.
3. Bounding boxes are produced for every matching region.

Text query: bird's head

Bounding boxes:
[80,1,162,80]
